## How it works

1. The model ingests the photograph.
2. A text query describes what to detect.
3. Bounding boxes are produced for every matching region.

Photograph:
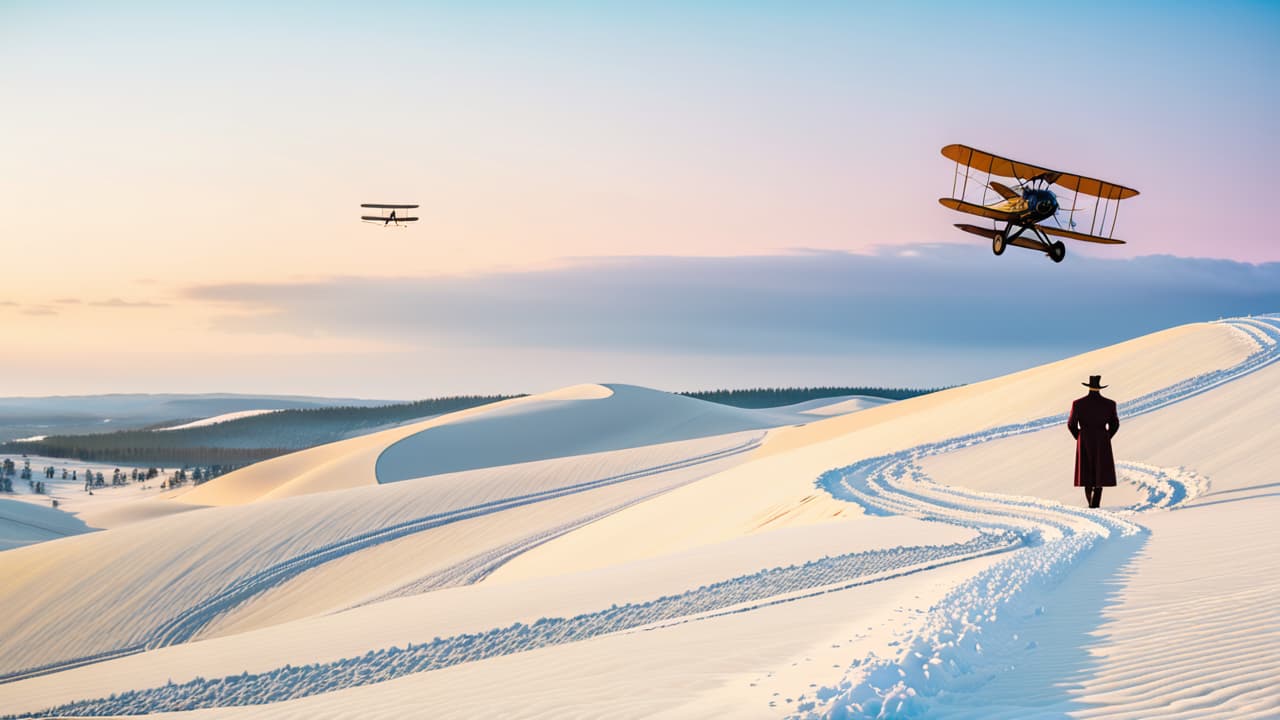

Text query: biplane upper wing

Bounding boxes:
[942,144,1054,184]
[1035,223,1126,245]
[1050,172,1139,200]
[938,197,1018,222]
[942,144,1138,200]
[361,203,420,209]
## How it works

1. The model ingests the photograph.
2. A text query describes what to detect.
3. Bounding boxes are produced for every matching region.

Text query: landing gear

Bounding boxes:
[992,232,1006,256]
[1048,240,1066,263]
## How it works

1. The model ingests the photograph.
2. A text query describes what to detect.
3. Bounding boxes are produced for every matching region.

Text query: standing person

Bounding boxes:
[1067,375,1119,508]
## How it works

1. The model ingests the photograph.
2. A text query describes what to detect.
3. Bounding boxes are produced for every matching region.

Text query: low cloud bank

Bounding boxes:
[187,245,1280,358]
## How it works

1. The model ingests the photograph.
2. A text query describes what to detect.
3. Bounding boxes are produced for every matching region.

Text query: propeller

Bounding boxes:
[1050,204,1085,230]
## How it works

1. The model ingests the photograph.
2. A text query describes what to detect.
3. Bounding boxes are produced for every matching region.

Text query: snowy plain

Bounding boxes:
[0,316,1277,719]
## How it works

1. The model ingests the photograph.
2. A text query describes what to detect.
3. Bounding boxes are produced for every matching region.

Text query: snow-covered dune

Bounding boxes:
[374,383,805,482]
[152,409,281,431]
[0,500,93,551]
[772,394,896,417]
[173,383,817,506]
[1,317,1277,720]
[487,322,1253,583]
[0,430,765,681]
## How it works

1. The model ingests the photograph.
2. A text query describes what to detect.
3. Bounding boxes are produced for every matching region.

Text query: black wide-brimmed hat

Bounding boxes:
[1082,375,1108,389]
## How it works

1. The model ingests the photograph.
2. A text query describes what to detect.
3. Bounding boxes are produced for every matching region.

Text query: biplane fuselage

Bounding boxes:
[988,187,1059,226]
[939,144,1138,265]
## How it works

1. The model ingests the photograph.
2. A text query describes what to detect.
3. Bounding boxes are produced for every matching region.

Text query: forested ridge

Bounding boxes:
[3,395,519,465]
[3,386,950,466]
[680,385,947,408]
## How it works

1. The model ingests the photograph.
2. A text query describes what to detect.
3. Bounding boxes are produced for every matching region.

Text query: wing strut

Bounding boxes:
[1070,178,1080,231]
[1098,189,1111,237]
[1109,190,1121,239]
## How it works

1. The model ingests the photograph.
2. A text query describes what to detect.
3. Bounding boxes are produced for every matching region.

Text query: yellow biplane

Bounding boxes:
[939,144,1138,263]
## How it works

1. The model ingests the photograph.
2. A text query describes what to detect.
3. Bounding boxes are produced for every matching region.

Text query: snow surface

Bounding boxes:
[166,382,874,507]
[152,409,281,431]
[0,455,191,547]
[1,317,1277,719]
[774,395,897,417]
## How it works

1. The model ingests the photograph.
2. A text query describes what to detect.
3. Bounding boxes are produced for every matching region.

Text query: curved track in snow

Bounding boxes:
[9,317,1279,718]
[792,316,1279,718]
[0,434,766,686]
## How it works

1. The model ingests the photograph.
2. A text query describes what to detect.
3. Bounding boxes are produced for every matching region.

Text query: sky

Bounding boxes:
[1,2,1277,398]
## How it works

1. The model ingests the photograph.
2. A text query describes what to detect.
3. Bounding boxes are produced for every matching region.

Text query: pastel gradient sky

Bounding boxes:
[2,2,1277,397]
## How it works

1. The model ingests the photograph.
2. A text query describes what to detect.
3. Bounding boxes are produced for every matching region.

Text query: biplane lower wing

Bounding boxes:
[1009,236,1046,251]
[954,223,998,240]
[938,197,1018,222]
[1036,224,1126,245]
[955,224,1045,251]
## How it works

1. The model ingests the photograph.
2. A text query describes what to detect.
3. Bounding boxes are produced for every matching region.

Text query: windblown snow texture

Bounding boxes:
[10,316,1278,718]
[791,316,1278,718]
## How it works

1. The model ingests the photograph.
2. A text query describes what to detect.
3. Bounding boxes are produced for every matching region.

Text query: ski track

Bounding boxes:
[9,316,1279,717]
[789,316,1279,718]
[10,535,1018,718]
[0,435,764,686]
[348,477,703,609]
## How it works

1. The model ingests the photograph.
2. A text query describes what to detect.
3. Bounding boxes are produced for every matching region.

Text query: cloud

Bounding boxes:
[184,245,1280,366]
[20,306,58,316]
[89,298,169,309]
[55,298,83,305]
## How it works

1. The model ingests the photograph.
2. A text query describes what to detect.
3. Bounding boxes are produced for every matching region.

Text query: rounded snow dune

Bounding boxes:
[167,394,535,506]
[0,500,93,551]
[776,394,896,417]
[374,383,793,483]
[0,516,982,718]
[3,317,1279,720]
[153,409,281,431]
[488,321,1253,582]
[174,384,800,506]
[0,429,769,681]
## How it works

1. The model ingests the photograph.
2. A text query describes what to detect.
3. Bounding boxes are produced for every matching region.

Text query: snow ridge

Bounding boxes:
[8,317,1276,716]
[10,535,1016,718]
[789,318,1280,718]
[146,435,766,650]
[0,434,765,686]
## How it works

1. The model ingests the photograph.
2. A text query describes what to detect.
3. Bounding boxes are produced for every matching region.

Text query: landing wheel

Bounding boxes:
[1049,240,1066,263]
[992,232,1006,256]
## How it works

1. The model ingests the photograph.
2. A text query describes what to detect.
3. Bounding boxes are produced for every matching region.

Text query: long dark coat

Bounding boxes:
[1067,392,1119,487]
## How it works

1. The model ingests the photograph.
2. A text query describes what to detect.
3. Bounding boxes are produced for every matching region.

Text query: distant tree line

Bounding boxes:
[680,385,952,409]
[1,387,953,467]
[1,394,518,466]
